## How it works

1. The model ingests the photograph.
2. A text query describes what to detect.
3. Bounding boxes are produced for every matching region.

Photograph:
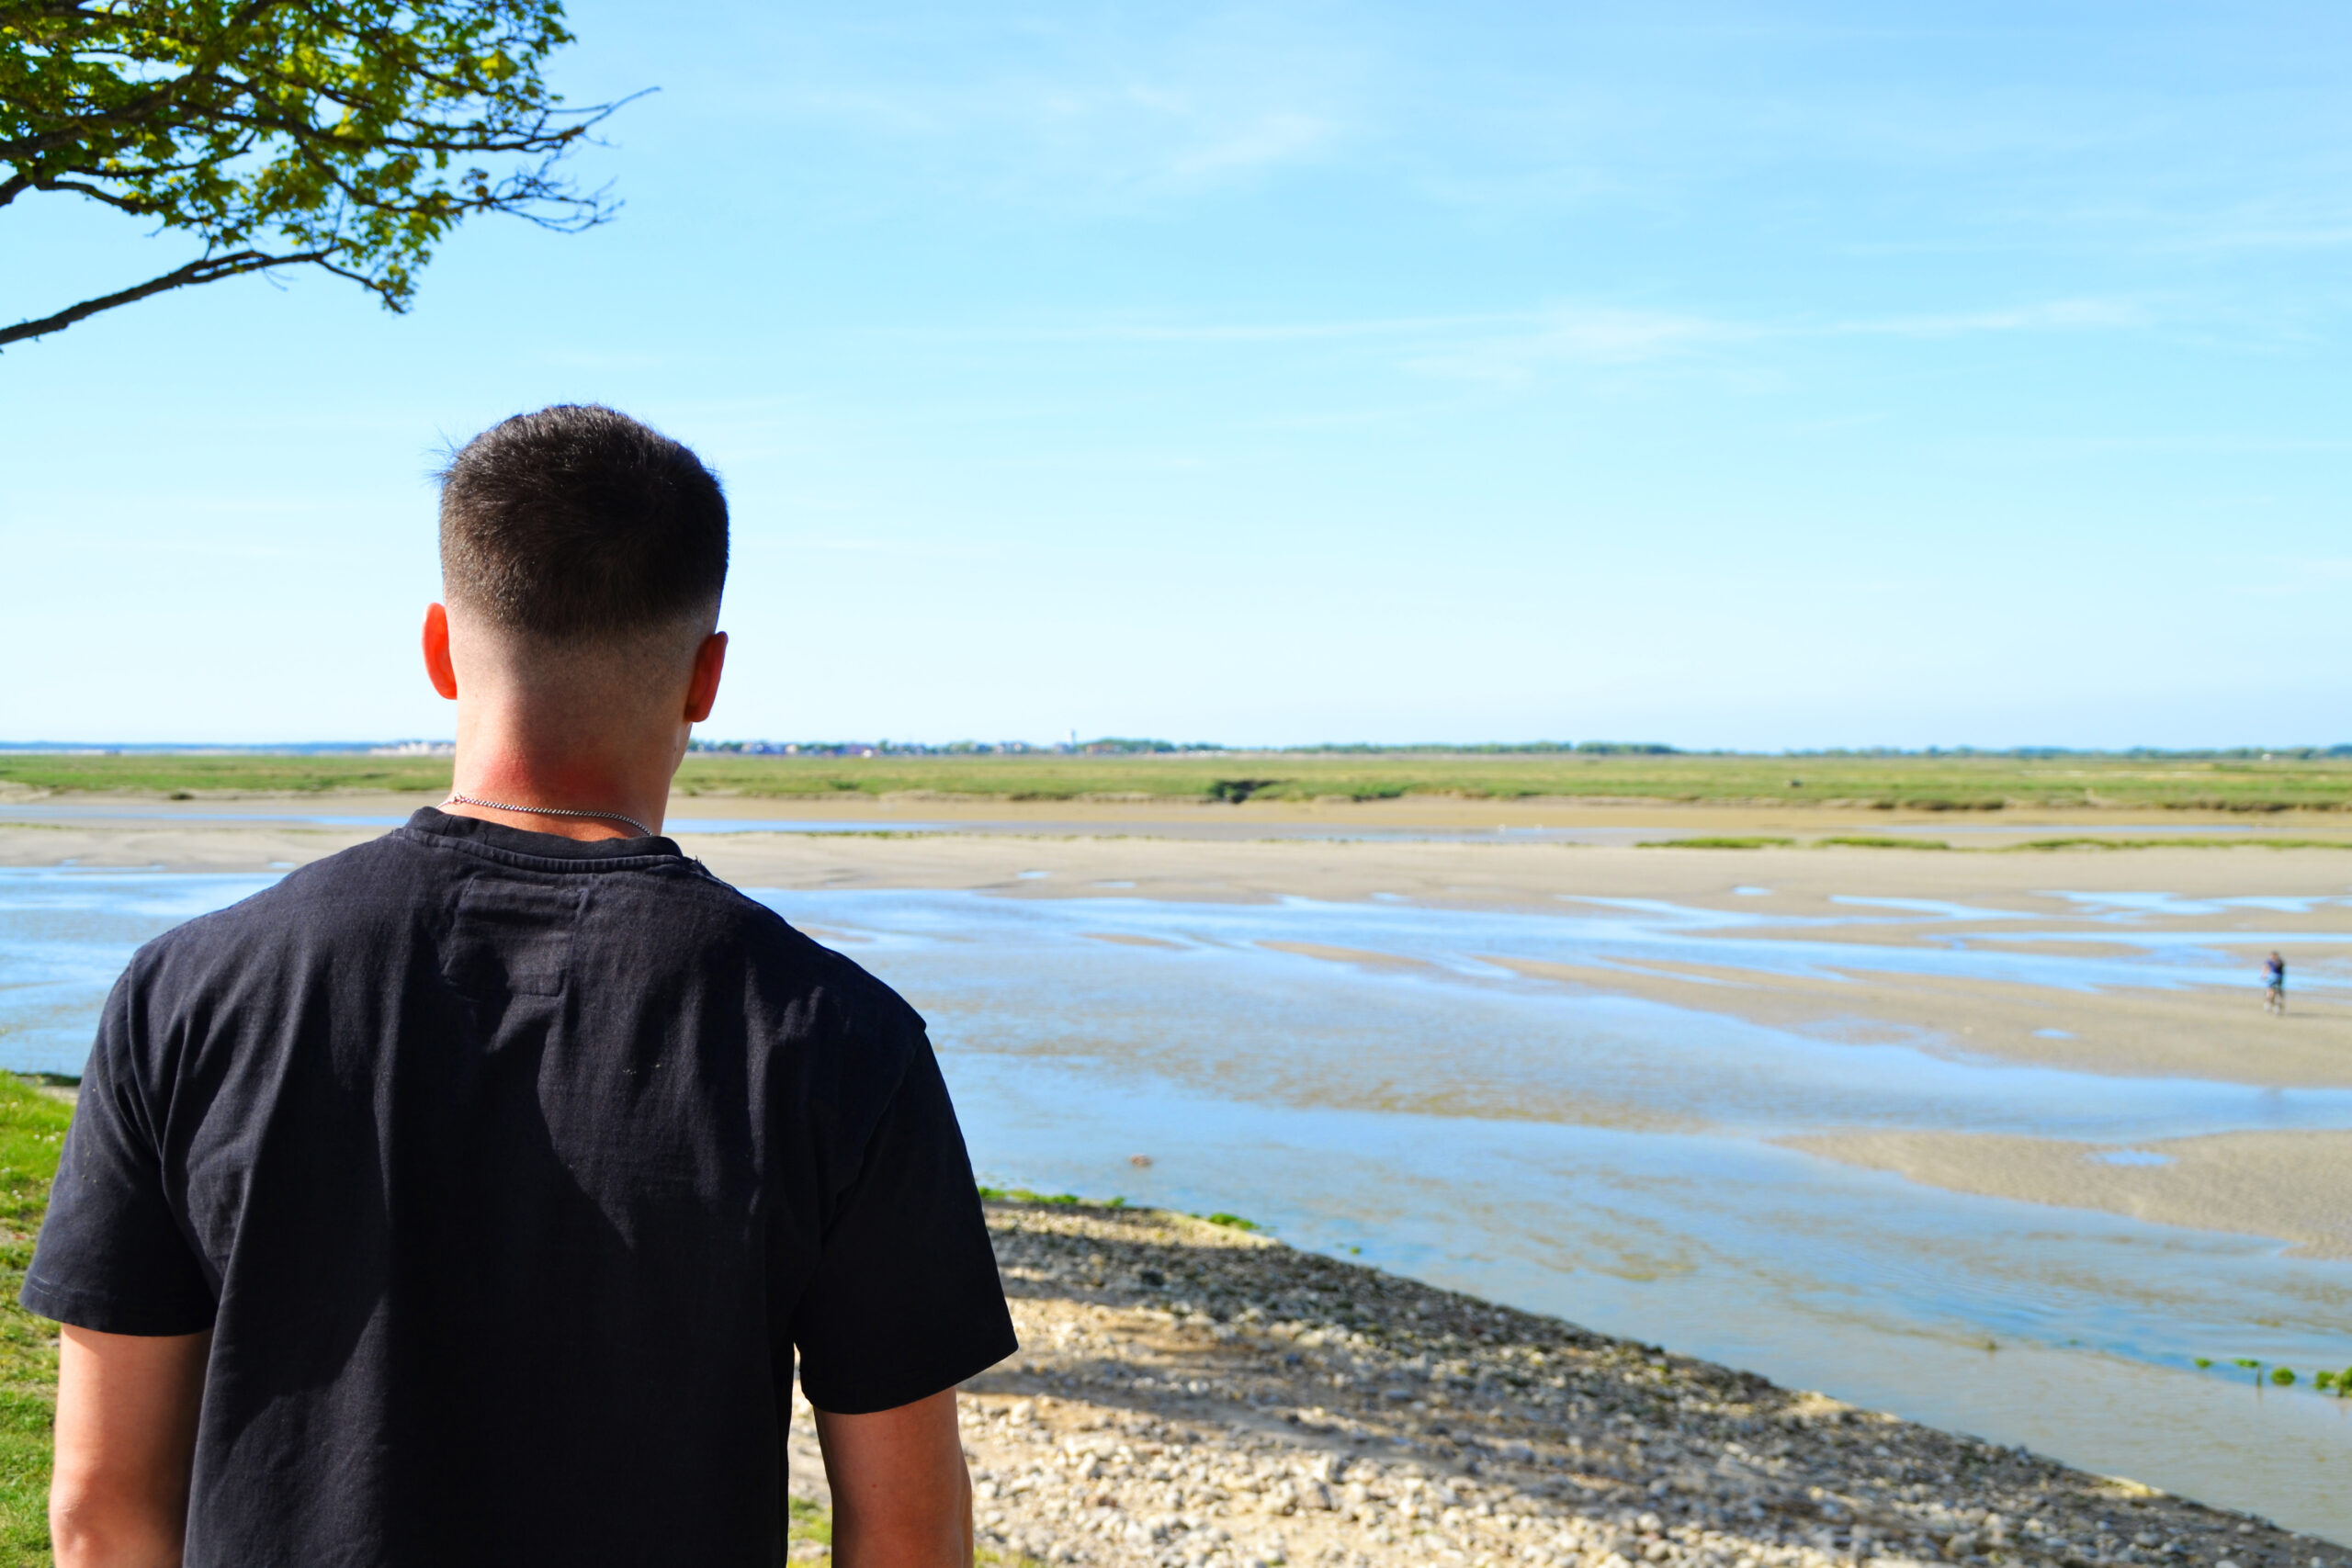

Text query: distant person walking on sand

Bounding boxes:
[25,406,1014,1567]
[2265,951,2287,1014]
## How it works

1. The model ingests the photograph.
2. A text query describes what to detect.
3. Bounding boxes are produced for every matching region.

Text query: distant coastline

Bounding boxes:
[6,748,2352,816]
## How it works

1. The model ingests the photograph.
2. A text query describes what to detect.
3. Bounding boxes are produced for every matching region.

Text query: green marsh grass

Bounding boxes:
[978,1188,1257,1235]
[787,1495,831,1550]
[2196,1357,2352,1395]
[0,752,454,797]
[1637,837,1795,850]
[975,1188,1087,1207]
[13,750,2352,814]
[1813,836,1951,850]
[2006,837,2352,852]
[978,1549,1049,1568]
[790,1493,1050,1566]
[0,1077,77,1563]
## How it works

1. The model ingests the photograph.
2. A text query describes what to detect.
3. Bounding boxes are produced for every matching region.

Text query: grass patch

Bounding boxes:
[13,750,2352,813]
[666,750,2352,811]
[978,1549,1049,1568]
[0,1076,77,1563]
[787,1495,831,1548]
[976,1188,1089,1207]
[1814,836,1951,850]
[0,753,451,797]
[2005,837,2352,852]
[789,1496,1049,1567]
[1636,837,1794,850]
[977,1189,1252,1232]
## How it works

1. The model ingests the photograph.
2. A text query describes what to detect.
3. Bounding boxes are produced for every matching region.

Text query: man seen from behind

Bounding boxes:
[25,404,1016,1566]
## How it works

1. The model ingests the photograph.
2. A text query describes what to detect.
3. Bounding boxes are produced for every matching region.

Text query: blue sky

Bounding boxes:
[5,1,2346,748]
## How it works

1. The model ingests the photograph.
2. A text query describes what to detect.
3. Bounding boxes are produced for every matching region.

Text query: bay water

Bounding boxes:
[5,867,2347,1539]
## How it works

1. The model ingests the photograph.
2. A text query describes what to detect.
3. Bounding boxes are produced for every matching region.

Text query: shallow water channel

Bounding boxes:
[4,868,2349,1540]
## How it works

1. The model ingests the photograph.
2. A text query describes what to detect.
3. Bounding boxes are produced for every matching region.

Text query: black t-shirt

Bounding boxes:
[25,809,1015,1567]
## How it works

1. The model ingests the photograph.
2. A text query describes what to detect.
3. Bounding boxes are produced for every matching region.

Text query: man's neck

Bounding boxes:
[440,715,681,841]
[439,786,661,842]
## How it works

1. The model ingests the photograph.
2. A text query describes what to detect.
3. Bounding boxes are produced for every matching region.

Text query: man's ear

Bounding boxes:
[684,631,728,724]
[422,604,459,700]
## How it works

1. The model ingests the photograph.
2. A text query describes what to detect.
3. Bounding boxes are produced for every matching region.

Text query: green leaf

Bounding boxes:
[3,0,632,345]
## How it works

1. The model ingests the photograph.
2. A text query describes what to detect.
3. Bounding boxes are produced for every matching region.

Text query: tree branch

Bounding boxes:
[0,247,335,346]
[31,0,303,147]
[2,0,635,346]
[14,176,173,215]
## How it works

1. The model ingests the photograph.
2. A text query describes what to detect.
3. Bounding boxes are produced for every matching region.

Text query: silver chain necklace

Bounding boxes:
[443,793,656,839]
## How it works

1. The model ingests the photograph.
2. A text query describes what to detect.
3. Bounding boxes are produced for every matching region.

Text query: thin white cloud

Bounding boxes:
[787,80,1343,194]
[2228,558,2352,598]
[1163,109,1340,182]
[2156,213,2352,255]
[741,7,1367,205]
[1840,298,2154,337]
[890,293,2161,390]
[1406,308,1738,384]
[1403,296,2157,385]
[985,313,1514,344]
[786,536,998,558]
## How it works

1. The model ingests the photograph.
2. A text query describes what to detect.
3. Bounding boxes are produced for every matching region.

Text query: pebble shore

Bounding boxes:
[787,1201,2344,1568]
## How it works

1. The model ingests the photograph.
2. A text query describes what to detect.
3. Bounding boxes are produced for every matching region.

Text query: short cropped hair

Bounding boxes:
[438,405,729,641]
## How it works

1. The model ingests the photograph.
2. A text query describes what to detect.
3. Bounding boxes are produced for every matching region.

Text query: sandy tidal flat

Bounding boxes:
[8,799,2351,1261]
[1776,1131,2352,1260]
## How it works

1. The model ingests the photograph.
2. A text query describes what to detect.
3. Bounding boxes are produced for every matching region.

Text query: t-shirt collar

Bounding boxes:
[400,807,685,865]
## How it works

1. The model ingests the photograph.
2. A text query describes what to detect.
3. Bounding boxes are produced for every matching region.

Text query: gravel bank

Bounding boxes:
[790,1201,2343,1568]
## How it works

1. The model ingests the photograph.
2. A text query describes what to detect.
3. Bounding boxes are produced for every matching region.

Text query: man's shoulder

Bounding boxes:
[121,832,924,1045]
[133,832,427,968]
[85,837,435,1055]
[690,877,926,1043]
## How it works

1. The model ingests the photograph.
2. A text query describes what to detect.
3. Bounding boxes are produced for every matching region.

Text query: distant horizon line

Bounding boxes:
[6,740,2350,760]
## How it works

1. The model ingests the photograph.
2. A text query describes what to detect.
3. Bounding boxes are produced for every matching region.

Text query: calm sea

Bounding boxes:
[5,867,2348,1540]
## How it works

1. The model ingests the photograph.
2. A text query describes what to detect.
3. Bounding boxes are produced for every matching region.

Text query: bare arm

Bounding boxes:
[814,1389,973,1568]
[51,1325,209,1568]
